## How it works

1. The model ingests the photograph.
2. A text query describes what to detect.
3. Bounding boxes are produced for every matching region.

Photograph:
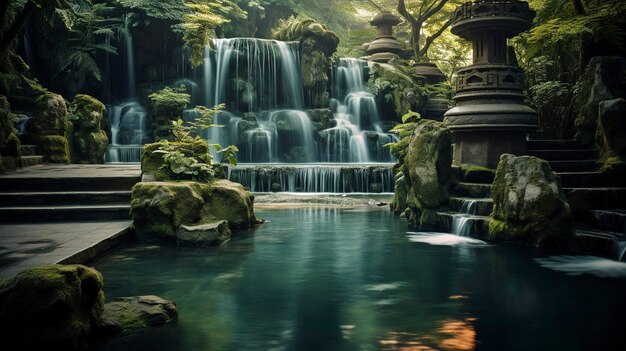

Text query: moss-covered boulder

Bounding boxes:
[0,95,20,173]
[131,180,256,242]
[390,119,452,229]
[100,295,177,334]
[148,87,190,140]
[40,135,71,164]
[489,154,573,248]
[0,265,104,350]
[596,98,626,173]
[70,94,109,164]
[573,56,626,145]
[273,17,339,108]
[29,91,68,140]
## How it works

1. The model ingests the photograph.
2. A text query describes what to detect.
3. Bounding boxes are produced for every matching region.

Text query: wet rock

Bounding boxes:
[131,180,257,242]
[489,154,573,248]
[40,135,70,164]
[28,92,68,140]
[0,265,104,351]
[390,120,452,229]
[177,220,231,246]
[100,295,177,335]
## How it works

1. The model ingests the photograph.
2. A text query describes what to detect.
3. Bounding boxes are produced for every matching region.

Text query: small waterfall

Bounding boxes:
[322,58,397,162]
[617,241,626,262]
[228,164,394,193]
[106,17,148,163]
[450,199,484,237]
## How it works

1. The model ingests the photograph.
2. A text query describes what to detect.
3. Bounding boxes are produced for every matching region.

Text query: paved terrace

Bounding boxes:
[0,164,141,278]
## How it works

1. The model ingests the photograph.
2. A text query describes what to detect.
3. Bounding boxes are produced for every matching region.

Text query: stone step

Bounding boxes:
[526,140,589,150]
[0,191,132,207]
[451,182,491,198]
[19,156,43,168]
[18,144,38,156]
[557,171,625,188]
[574,229,626,260]
[448,197,493,216]
[526,149,599,161]
[564,187,626,211]
[0,176,140,192]
[436,211,490,238]
[0,204,131,223]
[577,209,626,234]
[548,160,598,172]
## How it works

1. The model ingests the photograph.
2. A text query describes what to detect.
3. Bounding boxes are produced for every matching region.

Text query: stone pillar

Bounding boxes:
[443,0,538,168]
[364,12,404,63]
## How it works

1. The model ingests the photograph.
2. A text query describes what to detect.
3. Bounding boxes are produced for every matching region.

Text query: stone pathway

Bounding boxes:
[0,220,131,278]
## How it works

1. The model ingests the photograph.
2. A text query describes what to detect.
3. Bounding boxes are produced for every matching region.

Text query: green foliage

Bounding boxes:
[529,80,574,139]
[401,110,421,124]
[152,140,216,182]
[174,1,246,66]
[114,0,189,20]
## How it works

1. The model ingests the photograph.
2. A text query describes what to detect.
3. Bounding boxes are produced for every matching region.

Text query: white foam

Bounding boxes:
[536,255,626,278]
[407,232,489,247]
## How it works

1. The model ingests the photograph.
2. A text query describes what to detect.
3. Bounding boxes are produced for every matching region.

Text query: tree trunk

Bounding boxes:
[411,22,422,61]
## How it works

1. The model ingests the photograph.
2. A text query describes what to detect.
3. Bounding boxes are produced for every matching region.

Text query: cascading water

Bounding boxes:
[450,198,488,237]
[105,18,147,163]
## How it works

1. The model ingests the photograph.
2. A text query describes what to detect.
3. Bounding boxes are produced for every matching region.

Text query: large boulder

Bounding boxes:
[574,56,626,145]
[177,220,231,247]
[28,91,68,140]
[100,295,177,335]
[40,135,71,164]
[70,94,109,164]
[390,119,452,229]
[0,265,104,350]
[596,98,626,173]
[131,180,257,242]
[489,154,573,248]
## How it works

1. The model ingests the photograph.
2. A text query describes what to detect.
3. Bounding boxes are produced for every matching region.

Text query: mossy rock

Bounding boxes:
[72,94,105,132]
[100,295,177,335]
[367,63,425,121]
[597,98,626,173]
[148,87,190,140]
[0,265,104,350]
[29,92,68,140]
[0,94,20,172]
[40,135,71,164]
[131,180,256,242]
[72,130,109,164]
[489,154,573,248]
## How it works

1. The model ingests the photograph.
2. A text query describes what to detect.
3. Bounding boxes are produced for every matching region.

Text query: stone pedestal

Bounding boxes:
[444,0,537,168]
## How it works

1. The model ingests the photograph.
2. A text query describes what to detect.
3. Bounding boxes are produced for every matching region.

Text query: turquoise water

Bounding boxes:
[94,207,626,351]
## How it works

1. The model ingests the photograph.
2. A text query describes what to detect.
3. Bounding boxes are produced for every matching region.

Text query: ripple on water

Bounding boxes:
[535,255,626,279]
[406,232,489,247]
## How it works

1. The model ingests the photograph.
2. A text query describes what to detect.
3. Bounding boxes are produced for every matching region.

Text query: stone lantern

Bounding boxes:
[365,12,404,63]
[443,0,537,168]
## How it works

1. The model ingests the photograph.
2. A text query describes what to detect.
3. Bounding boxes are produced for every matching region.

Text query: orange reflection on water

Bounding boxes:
[379,317,477,351]
[437,318,477,351]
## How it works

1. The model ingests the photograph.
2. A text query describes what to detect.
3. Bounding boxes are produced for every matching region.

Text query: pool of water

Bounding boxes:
[94,207,626,351]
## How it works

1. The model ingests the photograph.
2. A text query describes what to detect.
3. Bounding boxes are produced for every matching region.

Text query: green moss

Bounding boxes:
[71,94,105,132]
[0,265,104,350]
[460,164,496,183]
[40,135,71,164]
[142,141,210,180]
[29,92,68,140]
[119,314,148,330]
[149,87,190,140]
[367,63,426,121]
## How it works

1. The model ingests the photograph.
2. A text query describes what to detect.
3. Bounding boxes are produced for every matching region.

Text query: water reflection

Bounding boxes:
[94,207,626,351]
[536,255,626,278]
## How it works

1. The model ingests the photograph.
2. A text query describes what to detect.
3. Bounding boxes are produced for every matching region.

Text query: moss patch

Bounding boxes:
[40,135,71,164]
[0,265,104,350]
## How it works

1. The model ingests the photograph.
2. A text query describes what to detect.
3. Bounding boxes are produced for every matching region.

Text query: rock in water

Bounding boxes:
[0,265,105,350]
[100,295,177,334]
[489,154,573,248]
[177,220,231,247]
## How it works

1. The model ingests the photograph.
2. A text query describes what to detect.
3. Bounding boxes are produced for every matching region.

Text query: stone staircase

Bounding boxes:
[0,165,141,223]
[18,145,43,168]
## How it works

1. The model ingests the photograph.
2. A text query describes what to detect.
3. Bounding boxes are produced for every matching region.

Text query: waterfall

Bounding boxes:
[618,241,626,262]
[228,164,394,193]
[450,199,484,237]
[106,17,148,163]
[322,58,396,163]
